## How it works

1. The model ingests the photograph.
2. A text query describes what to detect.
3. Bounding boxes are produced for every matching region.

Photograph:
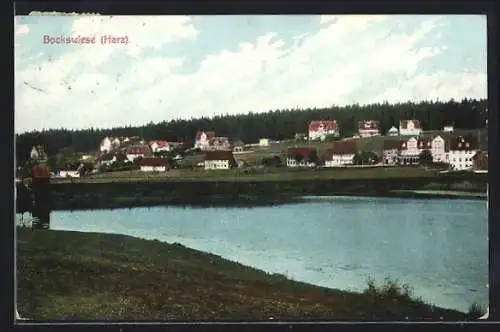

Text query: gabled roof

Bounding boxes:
[287,147,317,159]
[417,137,433,149]
[196,131,216,141]
[126,145,152,156]
[325,141,357,157]
[308,120,337,132]
[449,136,478,151]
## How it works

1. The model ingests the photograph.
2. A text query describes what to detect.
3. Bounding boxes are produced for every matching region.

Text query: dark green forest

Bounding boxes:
[15,98,487,162]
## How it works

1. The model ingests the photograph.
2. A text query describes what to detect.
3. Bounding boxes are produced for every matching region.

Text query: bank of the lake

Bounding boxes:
[46,171,486,211]
[17,228,472,321]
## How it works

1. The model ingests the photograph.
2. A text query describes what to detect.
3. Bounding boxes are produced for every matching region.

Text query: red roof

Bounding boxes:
[399,120,421,129]
[195,131,216,141]
[204,150,235,161]
[417,137,433,149]
[287,147,317,159]
[449,136,478,151]
[308,121,337,132]
[126,145,152,156]
[150,140,168,148]
[326,141,358,157]
[358,120,380,130]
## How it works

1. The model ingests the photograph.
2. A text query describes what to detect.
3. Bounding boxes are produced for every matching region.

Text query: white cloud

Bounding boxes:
[15,17,30,36]
[15,15,486,133]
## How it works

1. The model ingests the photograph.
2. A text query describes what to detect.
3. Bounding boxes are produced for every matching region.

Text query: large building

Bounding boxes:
[308,121,338,141]
[399,120,422,136]
[324,141,357,167]
[204,150,236,170]
[194,131,216,150]
[448,136,478,171]
[286,147,318,168]
[358,120,380,137]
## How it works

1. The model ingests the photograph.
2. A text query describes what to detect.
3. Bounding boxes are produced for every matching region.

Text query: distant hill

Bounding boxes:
[15,98,487,163]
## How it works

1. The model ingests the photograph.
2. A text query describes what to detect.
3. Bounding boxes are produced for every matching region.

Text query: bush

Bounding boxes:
[466,302,487,320]
[363,277,420,303]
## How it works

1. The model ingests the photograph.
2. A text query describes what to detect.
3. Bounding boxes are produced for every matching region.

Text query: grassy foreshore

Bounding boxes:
[41,169,486,211]
[17,228,481,321]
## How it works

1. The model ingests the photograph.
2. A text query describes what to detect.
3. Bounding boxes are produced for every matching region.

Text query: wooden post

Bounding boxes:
[31,166,51,229]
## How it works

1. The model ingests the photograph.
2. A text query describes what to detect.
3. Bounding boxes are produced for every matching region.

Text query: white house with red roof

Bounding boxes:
[194,131,216,150]
[324,141,358,167]
[399,120,422,136]
[358,120,380,137]
[286,147,318,168]
[150,140,182,153]
[125,145,153,162]
[308,120,338,141]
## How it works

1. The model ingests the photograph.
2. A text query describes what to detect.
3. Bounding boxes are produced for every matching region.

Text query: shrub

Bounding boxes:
[466,302,487,320]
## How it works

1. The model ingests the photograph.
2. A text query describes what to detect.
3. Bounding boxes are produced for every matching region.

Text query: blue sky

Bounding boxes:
[14,15,487,133]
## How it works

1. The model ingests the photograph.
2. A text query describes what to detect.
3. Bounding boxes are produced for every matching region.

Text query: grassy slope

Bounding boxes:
[17,228,469,321]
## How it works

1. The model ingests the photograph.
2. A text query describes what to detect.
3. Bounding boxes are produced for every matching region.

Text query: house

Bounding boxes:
[204,150,236,170]
[100,137,112,153]
[382,139,403,166]
[259,138,270,147]
[399,137,420,165]
[448,136,478,171]
[212,137,231,151]
[324,141,357,168]
[30,145,47,162]
[125,145,152,162]
[443,125,454,133]
[59,170,80,178]
[399,120,422,136]
[472,151,488,171]
[30,146,39,160]
[387,126,399,136]
[308,120,338,141]
[233,140,245,153]
[150,140,169,153]
[194,131,216,150]
[430,135,447,163]
[140,157,168,172]
[287,147,318,168]
[358,120,380,137]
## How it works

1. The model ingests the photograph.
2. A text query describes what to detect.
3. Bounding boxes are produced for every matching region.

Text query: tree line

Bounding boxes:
[15,98,487,163]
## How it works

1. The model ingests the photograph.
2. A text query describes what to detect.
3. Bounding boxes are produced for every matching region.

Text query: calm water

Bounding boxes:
[47,196,488,312]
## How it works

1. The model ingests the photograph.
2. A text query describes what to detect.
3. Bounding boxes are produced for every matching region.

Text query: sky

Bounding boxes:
[14,14,487,133]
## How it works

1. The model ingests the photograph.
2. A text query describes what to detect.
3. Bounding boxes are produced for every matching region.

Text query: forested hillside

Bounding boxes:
[15,98,487,162]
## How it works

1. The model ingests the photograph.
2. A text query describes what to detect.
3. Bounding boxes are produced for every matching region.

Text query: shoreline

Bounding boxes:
[17,227,479,321]
[41,191,485,212]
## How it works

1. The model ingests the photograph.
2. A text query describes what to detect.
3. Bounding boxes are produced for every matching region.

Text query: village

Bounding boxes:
[24,118,488,180]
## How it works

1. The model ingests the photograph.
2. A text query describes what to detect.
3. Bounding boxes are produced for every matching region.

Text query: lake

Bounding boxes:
[45,196,488,313]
